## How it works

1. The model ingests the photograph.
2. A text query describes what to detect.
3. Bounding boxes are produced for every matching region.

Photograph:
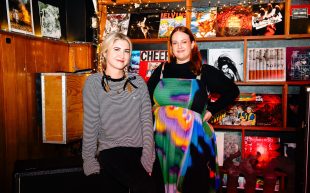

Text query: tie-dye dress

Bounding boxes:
[153,76,221,193]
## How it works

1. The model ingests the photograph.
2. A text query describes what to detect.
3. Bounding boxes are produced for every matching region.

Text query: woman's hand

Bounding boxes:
[203,110,212,122]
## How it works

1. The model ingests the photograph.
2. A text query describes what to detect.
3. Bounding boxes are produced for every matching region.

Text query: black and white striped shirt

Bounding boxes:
[82,72,155,176]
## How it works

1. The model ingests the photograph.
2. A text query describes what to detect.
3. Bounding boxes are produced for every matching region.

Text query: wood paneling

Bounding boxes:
[0,33,6,193]
[0,31,94,193]
[68,44,93,72]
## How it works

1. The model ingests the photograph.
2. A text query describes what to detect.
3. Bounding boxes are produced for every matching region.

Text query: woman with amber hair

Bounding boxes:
[148,26,239,193]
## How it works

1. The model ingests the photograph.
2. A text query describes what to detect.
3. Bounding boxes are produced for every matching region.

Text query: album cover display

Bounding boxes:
[6,0,34,35]
[38,1,61,39]
[215,131,242,166]
[286,46,310,80]
[210,93,283,127]
[244,136,281,169]
[129,50,168,81]
[290,4,310,34]
[247,48,286,81]
[208,48,244,82]
[127,12,161,39]
[216,5,252,37]
[158,11,186,38]
[103,13,130,38]
[252,2,285,36]
[191,7,217,38]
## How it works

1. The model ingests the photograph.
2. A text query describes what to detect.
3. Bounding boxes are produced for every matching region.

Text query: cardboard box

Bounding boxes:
[41,73,89,144]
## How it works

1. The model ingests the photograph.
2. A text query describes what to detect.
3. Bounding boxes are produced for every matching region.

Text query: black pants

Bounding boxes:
[98,147,156,193]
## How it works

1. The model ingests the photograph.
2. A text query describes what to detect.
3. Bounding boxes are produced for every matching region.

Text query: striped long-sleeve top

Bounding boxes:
[82,72,155,176]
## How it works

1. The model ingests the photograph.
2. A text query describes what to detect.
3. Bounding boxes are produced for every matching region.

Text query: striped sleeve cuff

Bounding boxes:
[140,147,155,173]
[83,158,100,176]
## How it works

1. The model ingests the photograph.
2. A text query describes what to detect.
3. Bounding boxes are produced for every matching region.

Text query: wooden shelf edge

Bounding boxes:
[129,34,310,43]
[236,81,310,86]
[131,38,169,44]
[236,81,286,85]
[98,0,184,5]
[213,125,296,132]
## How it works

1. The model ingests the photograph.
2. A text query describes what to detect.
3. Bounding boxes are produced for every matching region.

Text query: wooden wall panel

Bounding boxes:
[53,42,69,72]
[14,36,29,159]
[34,40,47,72]
[0,34,6,193]
[1,33,18,193]
[25,39,37,72]
[68,44,93,72]
[0,31,95,193]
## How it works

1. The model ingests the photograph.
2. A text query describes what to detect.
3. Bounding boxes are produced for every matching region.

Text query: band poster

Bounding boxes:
[6,0,34,35]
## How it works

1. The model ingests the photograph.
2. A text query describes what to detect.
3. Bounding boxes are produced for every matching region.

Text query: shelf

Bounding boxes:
[213,125,296,132]
[236,81,310,86]
[131,38,169,44]
[197,34,310,42]
[98,0,184,5]
[285,81,310,86]
[129,34,310,44]
[236,82,287,86]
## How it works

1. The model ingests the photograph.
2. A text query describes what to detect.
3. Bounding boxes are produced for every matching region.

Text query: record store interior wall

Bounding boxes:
[0,0,95,42]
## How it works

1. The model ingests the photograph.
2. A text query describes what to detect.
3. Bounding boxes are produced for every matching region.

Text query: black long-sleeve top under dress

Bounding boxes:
[147,61,240,116]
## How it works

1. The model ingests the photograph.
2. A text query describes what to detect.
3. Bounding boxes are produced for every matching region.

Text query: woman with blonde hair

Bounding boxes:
[82,32,156,193]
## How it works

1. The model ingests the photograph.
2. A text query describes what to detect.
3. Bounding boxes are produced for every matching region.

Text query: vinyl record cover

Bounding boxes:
[216,5,252,37]
[254,94,282,126]
[129,50,168,82]
[244,136,281,169]
[215,131,242,166]
[208,48,244,82]
[247,48,286,81]
[286,46,310,80]
[191,7,217,38]
[158,11,186,38]
[127,12,161,39]
[210,93,283,127]
[129,50,141,75]
[103,13,130,38]
[290,4,310,34]
[215,131,225,166]
[6,0,34,35]
[223,131,242,163]
[252,2,285,36]
[38,1,61,39]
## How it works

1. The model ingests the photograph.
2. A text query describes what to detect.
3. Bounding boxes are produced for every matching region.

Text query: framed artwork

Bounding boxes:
[6,0,34,35]
[38,1,61,39]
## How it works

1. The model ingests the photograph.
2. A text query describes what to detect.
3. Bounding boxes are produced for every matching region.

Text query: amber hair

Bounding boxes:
[169,26,202,75]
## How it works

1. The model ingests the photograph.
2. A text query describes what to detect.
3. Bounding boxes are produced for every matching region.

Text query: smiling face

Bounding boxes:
[171,31,194,64]
[105,39,131,78]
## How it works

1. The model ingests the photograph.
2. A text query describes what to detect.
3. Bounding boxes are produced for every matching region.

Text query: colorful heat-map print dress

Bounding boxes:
[153,77,220,193]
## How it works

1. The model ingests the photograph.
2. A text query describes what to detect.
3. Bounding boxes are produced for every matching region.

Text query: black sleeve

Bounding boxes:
[147,63,163,106]
[201,65,240,115]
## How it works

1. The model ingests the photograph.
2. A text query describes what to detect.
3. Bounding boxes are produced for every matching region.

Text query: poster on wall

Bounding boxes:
[6,0,34,35]
[208,48,244,82]
[252,2,285,36]
[38,1,61,39]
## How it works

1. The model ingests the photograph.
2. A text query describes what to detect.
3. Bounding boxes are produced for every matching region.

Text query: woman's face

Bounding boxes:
[221,64,229,74]
[171,31,194,64]
[105,39,130,76]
